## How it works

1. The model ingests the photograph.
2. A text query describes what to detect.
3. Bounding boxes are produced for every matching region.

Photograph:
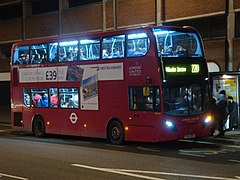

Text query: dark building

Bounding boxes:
[0,0,240,120]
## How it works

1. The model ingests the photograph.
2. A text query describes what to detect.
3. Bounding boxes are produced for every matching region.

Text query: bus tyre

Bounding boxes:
[33,117,45,138]
[108,120,124,145]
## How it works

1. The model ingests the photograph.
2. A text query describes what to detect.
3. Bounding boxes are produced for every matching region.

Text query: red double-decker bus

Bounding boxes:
[10,25,212,144]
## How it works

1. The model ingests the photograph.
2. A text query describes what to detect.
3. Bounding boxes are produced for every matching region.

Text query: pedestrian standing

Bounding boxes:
[227,96,238,131]
[210,97,217,136]
[215,90,228,137]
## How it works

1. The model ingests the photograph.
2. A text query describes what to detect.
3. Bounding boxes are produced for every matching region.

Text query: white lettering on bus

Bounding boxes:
[129,66,142,76]
[100,65,122,70]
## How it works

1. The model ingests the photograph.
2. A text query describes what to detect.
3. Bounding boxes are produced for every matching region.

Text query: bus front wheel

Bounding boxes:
[107,120,124,145]
[33,116,45,138]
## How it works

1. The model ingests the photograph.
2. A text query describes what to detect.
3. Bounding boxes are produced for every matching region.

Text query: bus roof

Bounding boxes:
[12,25,199,47]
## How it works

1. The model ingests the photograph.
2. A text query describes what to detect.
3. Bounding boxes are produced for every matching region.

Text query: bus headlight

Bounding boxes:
[204,115,212,124]
[165,120,177,131]
[203,115,212,127]
[166,120,173,128]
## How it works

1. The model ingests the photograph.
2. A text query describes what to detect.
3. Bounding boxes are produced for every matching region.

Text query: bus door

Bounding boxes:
[128,86,161,126]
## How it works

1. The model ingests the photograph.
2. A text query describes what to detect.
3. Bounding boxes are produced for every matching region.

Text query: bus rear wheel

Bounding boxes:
[107,120,124,145]
[33,116,45,138]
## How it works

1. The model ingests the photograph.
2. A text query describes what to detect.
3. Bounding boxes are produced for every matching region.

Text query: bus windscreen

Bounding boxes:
[153,28,203,58]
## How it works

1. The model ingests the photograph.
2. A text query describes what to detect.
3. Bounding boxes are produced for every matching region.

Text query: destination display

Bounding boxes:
[164,63,201,76]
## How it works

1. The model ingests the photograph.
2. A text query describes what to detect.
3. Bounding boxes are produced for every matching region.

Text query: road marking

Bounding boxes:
[179,152,205,157]
[113,169,240,180]
[180,137,240,144]
[0,123,11,127]
[0,173,28,180]
[223,144,240,149]
[137,146,161,152]
[194,140,215,145]
[76,141,92,144]
[105,144,124,148]
[179,139,195,143]
[71,164,240,180]
[229,159,240,163]
[211,137,240,143]
[179,140,215,145]
[71,164,165,180]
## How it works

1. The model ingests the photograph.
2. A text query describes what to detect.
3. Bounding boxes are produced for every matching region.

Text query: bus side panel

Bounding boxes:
[11,87,28,130]
[124,126,158,142]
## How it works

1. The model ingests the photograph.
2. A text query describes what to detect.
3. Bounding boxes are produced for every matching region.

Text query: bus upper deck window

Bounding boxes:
[153,28,203,57]
[102,35,125,59]
[59,40,78,62]
[49,43,58,63]
[79,39,100,61]
[127,32,150,57]
[30,44,48,64]
[13,46,29,65]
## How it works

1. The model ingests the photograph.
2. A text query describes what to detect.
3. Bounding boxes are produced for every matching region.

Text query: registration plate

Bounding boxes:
[184,134,195,139]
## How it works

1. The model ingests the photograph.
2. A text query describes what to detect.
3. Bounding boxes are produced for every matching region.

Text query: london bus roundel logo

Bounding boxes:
[69,113,78,124]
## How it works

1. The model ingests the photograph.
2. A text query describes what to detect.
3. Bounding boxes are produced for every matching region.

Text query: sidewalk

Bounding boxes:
[209,129,240,144]
[224,129,240,136]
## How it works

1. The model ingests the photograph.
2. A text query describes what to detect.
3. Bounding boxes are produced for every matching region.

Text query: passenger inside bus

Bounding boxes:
[32,54,42,64]
[67,96,78,108]
[32,93,49,107]
[50,91,58,108]
[32,93,42,107]
[65,51,73,61]
[112,48,121,58]
[175,45,187,55]
[40,93,49,107]
[79,49,87,60]
[165,45,173,53]
[42,53,48,63]
[24,54,30,64]
[24,93,30,107]
[16,54,29,64]
[51,53,58,63]
[102,49,109,58]
[59,52,65,62]
[127,44,134,57]
[184,89,199,111]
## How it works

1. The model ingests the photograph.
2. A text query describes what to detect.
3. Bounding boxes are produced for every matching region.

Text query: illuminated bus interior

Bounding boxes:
[163,84,209,116]
[12,32,150,65]
[153,28,203,57]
